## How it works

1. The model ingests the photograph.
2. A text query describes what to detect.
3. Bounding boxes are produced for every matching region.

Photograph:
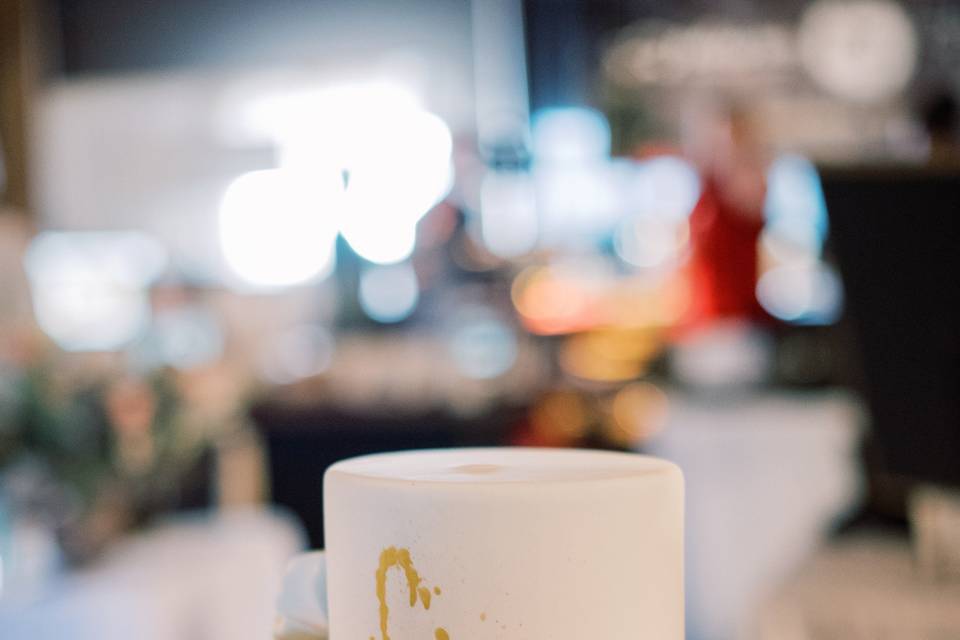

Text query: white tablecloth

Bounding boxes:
[649,389,863,640]
[0,509,304,640]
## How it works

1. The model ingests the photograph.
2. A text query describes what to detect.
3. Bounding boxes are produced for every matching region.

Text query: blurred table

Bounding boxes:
[756,533,960,639]
[648,388,863,640]
[0,509,304,640]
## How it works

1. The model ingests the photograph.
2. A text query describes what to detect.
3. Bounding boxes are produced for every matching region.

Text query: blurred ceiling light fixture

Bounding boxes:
[24,231,167,351]
[358,262,420,324]
[218,168,339,289]
[245,81,454,266]
[798,0,917,104]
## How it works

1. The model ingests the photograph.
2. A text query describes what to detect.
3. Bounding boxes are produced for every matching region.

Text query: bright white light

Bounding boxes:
[259,324,335,385]
[449,311,518,379]
[479,170,538,258]
[24,231,167,352]
[339,216,419,266]
[259,82,453,265]
[756,261,844,325]
[336,108,453,264]
[243,82,422,148]
[343,110,453,217]
[631,156,701,221]
[219,169,339,288]
[358,262,419,323]
[532,107,611,164]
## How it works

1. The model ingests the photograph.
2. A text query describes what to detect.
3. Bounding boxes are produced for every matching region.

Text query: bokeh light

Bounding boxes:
[764,154,828,257]
[261,82,454,265]
[24,231,167,352]
[559,329,661,383]
[529,390,591,444]
[230,82,454,267]
[671,321,773,389]
[630,155,701,222]
[241,81,422,154]
[358,262,420,324]
[141,306,224,370]
[259,323,335,385]
[756,261,844,326]
[798,0,917,104]
[335,109,453,264]
[532,107,611,164]
[511,265,594,335]
[479,170,538,259]
[535,163,625,244]
[218,169,339,288]
[448,309,518,379]
[615,218,689,269]
[608,381,669,446]
[339,215,419,266]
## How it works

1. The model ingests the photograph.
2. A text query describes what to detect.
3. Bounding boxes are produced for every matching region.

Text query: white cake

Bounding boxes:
[314,448,684,639]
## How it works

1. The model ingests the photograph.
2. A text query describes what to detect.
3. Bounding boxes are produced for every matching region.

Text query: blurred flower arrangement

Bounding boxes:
[0,215,267,581]
[0,356,217,564]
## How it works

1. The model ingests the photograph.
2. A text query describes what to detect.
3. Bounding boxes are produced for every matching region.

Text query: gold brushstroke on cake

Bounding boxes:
[418,587,433,609]
[374,546,449,639]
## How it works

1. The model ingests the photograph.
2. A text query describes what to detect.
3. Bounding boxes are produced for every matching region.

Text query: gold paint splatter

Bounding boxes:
[375,547,433,640]
[418,586,433,609]
[480,613,486,622]
[374,547,449,639]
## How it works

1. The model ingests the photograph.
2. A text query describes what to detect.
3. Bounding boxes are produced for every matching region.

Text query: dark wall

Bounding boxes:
[49,0,472,75]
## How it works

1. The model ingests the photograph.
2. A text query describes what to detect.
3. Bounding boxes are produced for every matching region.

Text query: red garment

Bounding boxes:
[686,176,766,325]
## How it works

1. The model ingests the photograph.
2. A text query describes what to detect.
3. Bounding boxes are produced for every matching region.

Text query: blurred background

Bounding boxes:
[2,0,959,638]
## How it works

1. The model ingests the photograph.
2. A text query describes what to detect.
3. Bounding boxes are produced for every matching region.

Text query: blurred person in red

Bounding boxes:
[683,99,769,328]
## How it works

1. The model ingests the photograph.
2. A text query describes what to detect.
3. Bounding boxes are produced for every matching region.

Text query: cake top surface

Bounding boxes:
[327,447,679,485]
